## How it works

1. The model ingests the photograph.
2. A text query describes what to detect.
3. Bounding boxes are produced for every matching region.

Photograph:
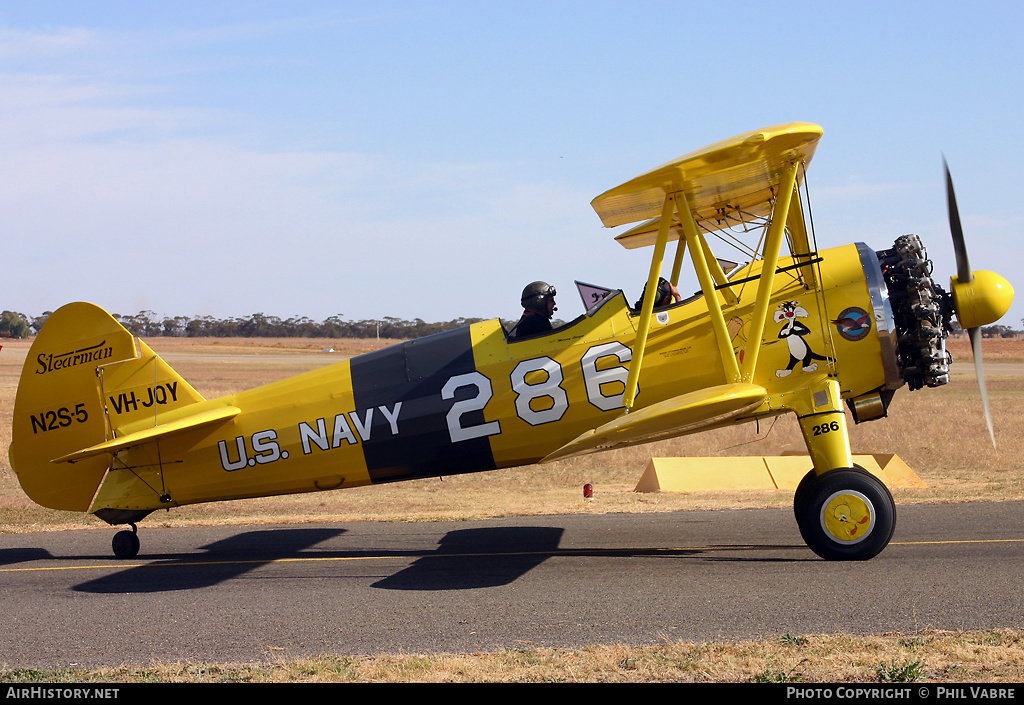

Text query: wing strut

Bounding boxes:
[739,160,800,381]
[679,192,742,385]
[786,184,818,290]
[623,188,746,410]
[669,234,686,289]
[619,157,804,409]
[623,195,675,410]
[697,233,739,305]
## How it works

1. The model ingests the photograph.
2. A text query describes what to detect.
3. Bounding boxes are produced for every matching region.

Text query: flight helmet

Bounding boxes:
[521,281,557,316]
[633,277,673,310]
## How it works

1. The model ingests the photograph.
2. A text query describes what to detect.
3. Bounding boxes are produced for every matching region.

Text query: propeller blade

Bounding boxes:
[944,157,973,284]
[947,160,999,448]
[969,326,996,449]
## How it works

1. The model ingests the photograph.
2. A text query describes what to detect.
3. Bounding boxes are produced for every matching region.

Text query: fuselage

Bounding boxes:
[82,240,905,517]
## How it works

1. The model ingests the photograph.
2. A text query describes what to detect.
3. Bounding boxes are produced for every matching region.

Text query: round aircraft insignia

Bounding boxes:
[834,307,871,341]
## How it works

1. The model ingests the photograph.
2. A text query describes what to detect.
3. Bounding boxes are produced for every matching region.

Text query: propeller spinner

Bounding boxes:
[944,160,1015,447]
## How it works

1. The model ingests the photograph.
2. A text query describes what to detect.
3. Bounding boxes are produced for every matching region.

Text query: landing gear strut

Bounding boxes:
[794,467,896,560]
[111,523,140,559]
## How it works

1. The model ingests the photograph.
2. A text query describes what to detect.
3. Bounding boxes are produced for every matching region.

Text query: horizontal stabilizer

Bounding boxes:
[541,383,767,463]
[52,405,241,464]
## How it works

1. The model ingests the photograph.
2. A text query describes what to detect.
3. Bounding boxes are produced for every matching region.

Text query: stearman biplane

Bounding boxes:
[8,122,1013,560]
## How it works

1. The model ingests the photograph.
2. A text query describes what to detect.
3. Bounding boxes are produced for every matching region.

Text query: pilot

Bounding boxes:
[633,277,681,312]
[512,281,557,338]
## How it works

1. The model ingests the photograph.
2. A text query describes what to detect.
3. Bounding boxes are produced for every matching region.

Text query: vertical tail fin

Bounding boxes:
[8,303,204,512]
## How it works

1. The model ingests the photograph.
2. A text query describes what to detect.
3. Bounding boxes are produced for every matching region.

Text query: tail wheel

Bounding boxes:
[112,525,140,559]
[794,467,896,560]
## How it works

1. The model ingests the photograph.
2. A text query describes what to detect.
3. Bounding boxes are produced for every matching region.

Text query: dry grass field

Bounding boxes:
[2,333,1023,682]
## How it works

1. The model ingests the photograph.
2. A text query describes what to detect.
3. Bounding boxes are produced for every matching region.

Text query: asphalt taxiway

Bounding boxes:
[1,502,1022,668]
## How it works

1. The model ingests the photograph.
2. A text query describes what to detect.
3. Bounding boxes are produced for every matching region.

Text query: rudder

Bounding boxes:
[8,302,204,512]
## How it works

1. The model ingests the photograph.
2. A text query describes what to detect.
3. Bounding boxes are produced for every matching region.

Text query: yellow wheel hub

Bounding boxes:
[820,490,874,544]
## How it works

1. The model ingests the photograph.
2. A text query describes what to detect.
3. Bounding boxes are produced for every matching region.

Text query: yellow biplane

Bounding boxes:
[8,123,1014,561]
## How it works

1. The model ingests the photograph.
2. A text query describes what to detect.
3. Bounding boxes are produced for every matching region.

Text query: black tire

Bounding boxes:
[794,467,896,560]
[792,466,816,522]
[112,529,140,559]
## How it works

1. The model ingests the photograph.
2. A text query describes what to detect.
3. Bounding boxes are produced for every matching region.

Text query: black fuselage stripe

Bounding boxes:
[349,326,497,482]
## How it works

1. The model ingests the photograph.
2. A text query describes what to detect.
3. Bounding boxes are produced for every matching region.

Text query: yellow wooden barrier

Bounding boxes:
[634,454,925,492]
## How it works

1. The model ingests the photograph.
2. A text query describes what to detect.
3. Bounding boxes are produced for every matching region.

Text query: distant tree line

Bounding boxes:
[981,324,1019,339]
[0,309,492,340]
[0,311,33,338]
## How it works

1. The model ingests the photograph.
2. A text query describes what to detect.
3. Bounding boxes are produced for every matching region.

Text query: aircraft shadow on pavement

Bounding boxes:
[70,525,571,593]
[372,526,565,590]
[366,529,810,589]
[69,525,811,594]
[73,527,347,594]
[0,547,54,566]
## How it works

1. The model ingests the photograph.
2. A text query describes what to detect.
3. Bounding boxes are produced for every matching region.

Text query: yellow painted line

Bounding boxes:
[893,538,1024,546]
[2,537,1022,574]
[0,555,404,573]
[0,547,736,573]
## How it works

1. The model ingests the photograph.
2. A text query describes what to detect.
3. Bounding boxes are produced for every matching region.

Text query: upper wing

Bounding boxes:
[592,122,823,241]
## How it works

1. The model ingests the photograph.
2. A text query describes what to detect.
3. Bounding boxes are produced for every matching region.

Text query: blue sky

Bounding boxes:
[1,1,1022,330]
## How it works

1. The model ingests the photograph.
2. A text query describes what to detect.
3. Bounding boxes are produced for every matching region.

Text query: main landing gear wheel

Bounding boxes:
[111,524,140,559]
[794,467,896,561]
